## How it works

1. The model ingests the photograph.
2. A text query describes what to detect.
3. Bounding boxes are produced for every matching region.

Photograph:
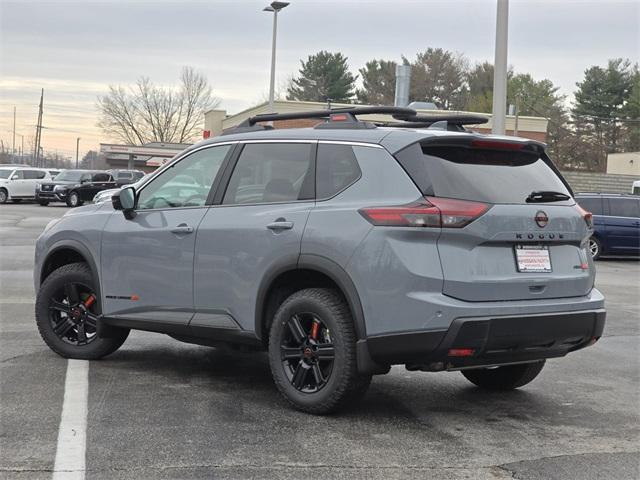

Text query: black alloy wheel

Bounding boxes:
[280,313,335,393]
[48,281,99,346]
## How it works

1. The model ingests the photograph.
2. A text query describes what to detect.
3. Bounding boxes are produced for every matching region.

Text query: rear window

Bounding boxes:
[396,143,571,204]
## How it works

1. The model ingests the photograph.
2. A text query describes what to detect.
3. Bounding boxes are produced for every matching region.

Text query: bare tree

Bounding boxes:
[97,67,220,145]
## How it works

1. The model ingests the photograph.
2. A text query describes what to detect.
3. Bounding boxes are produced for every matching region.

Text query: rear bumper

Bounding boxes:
[361,309,605,372]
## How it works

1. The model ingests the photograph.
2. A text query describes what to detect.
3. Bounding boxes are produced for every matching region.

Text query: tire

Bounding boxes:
[461,361,545,391]
[66,191,82,207]
[588,236,601,260]
[0,188,7,204]
[35,262,129,359]
[268,288,371,414]
[38,200,49,206]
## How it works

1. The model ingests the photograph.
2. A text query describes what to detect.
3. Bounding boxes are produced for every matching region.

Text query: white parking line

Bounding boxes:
[52,359,89,480]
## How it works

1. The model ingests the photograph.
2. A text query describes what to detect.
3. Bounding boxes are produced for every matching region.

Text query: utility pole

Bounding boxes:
[514,93,520,136]
[12,107,16,159]
[34,89,44,167]
[491,0,509,135]
[75,137,80,168]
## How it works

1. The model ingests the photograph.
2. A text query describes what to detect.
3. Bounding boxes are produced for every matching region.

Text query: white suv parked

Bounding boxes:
[0,166,51,203]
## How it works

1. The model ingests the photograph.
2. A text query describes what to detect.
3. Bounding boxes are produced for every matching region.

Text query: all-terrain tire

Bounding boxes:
[36,262,129,359]
[268,288,371,414]
[461,361,545,391]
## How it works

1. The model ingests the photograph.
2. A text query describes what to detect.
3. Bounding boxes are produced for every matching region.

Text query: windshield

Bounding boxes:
[54,170,85,182]
[0,169,13,179]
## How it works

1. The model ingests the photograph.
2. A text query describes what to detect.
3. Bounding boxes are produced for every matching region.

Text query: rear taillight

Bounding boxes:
[575,204,593,228]
[359,197,489,228]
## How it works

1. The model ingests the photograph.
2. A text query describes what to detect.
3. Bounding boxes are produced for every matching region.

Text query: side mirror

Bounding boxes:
[81,178,91,184]
[10,174,19,180]
[112,186,136,220]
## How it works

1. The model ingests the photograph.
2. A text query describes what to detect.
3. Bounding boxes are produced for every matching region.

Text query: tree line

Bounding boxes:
[96,52,638,173]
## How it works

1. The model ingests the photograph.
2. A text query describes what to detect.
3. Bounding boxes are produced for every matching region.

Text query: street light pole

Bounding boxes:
[491,0,509,135]
[75,137,80,168]
[264,2,289,114]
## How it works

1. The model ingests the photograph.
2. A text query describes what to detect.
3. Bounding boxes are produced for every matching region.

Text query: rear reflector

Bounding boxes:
[448,348,475,357]
[359,197,489,228]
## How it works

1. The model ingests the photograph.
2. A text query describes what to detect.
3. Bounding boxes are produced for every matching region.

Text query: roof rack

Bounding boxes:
[235,106,417,128]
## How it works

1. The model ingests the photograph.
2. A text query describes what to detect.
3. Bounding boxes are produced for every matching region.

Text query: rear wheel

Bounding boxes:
[35,262,129,359]
[461,361,545,391]
[0,189,7,204]
[268,288,371,414]
[588,236,601,260]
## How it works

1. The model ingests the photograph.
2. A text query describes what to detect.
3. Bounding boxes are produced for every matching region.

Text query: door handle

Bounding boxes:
[266,220,294,231]
[171,224,194,234]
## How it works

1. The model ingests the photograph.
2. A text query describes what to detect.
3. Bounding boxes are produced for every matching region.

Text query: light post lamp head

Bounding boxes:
[263,1,289,12]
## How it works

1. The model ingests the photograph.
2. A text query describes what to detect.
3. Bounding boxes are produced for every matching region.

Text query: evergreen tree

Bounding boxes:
[356,59,397,105]
[287,51,357,103]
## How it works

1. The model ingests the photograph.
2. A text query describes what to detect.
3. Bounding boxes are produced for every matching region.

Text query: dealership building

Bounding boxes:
[203,100,549,142]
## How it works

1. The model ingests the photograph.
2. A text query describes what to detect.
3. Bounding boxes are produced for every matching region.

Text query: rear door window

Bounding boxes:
[608,198,640,218]
[23,170,47,180]
[222,143,314,205]
[92,173,112,182]
[576,197,604,215]
[396,143,571,204]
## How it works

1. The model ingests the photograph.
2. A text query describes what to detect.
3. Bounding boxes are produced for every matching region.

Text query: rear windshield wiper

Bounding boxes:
[526,190,571,203]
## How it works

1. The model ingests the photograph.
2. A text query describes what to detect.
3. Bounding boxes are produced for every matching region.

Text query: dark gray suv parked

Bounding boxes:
[34,107,605,414]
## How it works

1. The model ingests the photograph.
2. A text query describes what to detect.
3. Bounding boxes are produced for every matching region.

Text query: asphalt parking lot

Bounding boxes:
[1,203,638,480]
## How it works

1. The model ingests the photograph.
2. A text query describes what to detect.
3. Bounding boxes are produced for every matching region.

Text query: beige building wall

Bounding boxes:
[606,152,640,175]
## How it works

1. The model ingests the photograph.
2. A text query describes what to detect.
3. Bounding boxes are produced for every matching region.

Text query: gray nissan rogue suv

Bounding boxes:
[34,107,605,414]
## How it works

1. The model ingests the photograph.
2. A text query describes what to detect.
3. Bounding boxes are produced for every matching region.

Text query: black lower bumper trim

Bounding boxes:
[364,309,606,368]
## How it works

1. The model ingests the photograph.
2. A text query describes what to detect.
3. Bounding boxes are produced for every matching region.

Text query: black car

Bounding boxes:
[36,170,117,207]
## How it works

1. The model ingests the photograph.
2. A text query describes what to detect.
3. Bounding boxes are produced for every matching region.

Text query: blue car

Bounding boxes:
[576,193,640,259]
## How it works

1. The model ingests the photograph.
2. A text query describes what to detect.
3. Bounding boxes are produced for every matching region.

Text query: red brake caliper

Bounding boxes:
[310,319,320,340]
[83,294,96,309]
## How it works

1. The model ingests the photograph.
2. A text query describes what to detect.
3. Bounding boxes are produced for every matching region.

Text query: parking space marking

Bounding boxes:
[52,359,88,480]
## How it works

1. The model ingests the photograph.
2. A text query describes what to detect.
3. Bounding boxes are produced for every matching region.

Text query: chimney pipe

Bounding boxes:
[394,64,411,107]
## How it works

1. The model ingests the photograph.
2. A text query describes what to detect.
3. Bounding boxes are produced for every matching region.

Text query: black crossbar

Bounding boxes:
[390,114,489,126]
[240,106,417,127]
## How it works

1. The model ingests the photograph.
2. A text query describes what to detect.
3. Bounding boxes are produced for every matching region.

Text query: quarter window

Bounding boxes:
[223,143,313,205]
[137,145,230,210]
[316,144,361,199]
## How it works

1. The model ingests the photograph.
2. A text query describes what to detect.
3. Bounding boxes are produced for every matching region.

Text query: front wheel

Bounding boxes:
[0,189,7,204]
[268,288,371,414]
[461,361,545,391]
[35,262,129,359]
[66,191,82,207]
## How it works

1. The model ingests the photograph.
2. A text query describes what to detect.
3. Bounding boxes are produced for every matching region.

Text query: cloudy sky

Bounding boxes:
[0,0,638,158]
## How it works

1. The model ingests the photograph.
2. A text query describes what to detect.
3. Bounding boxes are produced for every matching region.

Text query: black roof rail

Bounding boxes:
[236,106,417,128]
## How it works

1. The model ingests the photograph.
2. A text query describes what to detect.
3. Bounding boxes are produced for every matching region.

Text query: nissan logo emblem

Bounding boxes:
[535,211,549,228]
